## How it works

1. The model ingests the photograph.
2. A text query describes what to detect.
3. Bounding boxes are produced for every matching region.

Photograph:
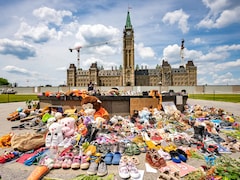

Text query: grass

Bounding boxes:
[188,94,240,103]
[0,93,239,103]
[0,94,39,103]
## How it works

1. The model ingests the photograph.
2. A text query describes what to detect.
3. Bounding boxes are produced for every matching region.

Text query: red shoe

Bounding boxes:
[0,151,19,164]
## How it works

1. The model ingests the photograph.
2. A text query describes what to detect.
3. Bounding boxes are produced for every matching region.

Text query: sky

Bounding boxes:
[0,0,240,87]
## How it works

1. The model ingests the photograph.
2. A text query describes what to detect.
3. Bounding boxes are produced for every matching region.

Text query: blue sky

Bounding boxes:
[0,0,240,86]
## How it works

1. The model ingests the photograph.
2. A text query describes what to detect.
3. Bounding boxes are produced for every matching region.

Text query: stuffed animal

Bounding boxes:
[60,117,76,138]
[77,123,88,136]
[138,107,151,124]
[81,103,95,125]
[45,122,64,147]
[81,96,110,123]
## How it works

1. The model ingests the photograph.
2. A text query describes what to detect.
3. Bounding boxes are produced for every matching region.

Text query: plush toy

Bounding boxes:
[81,103,95,126]
[77,123,88,136]
[138,107,151,124]
[60,117,76,138]
[81,96,110,123]
[45,122,64,147]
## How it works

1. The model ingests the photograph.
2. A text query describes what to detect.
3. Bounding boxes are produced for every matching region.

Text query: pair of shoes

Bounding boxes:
[125,143,141,156]
[97,159,108,177]
[0,151,20,164]
[206,144,221,156]
[145,148,167,169]
[158,149,171,160]
[169,149,187,163]
[121,155,140,165]
[160,140,177,153]
[61,153,74,169]
[158,170,179,180]
[80,155,90,170]
[104,152,121,165]
[71,155,81,169]
[204,154,216,166]
[118,157,140,179]
[87,156,101,175]
[53,156,64,169]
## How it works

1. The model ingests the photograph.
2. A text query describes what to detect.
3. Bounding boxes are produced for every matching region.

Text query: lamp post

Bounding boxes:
[158,81,162,94]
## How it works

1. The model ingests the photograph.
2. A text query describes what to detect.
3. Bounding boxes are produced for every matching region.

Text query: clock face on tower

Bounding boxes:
[126,31,131,35]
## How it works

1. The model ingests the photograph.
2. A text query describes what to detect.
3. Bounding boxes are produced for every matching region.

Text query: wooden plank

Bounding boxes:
[130,98,158,115]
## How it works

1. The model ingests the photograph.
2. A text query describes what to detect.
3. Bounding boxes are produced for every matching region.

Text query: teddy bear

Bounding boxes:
[60,117,76,138]
[80,96,110,127]
[45,122,64,147]
[138,107,151,124]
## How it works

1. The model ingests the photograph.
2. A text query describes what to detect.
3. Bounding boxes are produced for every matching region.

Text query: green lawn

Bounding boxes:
[188,94,240,103]
[0,94,39,103]
[0,93,239,103]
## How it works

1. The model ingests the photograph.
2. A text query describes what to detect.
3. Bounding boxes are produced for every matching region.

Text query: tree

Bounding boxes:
[0,77,10,86]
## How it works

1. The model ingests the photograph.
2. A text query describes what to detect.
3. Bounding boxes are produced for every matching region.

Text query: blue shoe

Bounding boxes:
[104,152,113,165]
[176,149,187,162]
[111,152,121,165]
[169,150,181,163]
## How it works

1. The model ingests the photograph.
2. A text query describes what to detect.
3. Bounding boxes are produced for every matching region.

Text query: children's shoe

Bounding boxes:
[128,161,140,179]
[0,151,20,164]
[62,153,73,169]
[118,160,130,179]
[97,160,108,177]
[45,132,52,147]
[80,155,90,170]
[71,156,81,169]
[87,157,100,175]
[53,156,63,169]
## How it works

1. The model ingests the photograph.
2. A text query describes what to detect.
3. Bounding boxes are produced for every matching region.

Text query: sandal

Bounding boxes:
[132,143,141,155]
[130,155,140,165]
[125,143,134,156]
[146,149,166,169]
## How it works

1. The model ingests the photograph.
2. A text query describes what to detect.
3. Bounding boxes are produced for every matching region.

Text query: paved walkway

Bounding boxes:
[0,99,239,180]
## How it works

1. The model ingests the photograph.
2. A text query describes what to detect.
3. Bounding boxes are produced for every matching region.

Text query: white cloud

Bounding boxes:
[33,7,72,26]
[215,59,240,71]
[197,0,240,28]
[191,38,205,44]
[0,38,36,59]
[75,24,120,46]
[213,44,240,52]
[163,44,180,61]
[162,9,190,33]
[15,22,58,43]
[136,43,155,59]
[3,65,39,76]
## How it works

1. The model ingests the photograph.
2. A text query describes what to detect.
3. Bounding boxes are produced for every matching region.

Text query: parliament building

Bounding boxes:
[67,11,197,87]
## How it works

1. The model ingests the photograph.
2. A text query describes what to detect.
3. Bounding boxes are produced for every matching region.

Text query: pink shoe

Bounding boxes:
[62,153,73,169]
[53,156,63,169]
[80,155,90,170]
[158,149,171,160]
[71,156,81,169]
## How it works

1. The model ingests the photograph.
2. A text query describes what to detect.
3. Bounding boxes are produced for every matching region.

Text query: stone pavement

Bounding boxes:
[0,99,239,180]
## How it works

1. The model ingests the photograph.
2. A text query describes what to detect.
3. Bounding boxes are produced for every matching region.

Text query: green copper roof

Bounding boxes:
[125,11,132,29]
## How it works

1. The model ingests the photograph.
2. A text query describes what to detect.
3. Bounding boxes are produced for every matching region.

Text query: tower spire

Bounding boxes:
[125,9,132,29]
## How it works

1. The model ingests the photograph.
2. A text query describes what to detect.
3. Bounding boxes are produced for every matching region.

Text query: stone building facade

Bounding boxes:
[67,11,197,87]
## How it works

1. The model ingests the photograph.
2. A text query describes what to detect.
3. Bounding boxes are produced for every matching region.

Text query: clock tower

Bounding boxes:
[123,10,135,86]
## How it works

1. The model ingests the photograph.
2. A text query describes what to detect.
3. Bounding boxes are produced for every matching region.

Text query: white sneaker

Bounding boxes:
[128,161,140,179]
[45,132,52,147]
[118,161,130,179]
